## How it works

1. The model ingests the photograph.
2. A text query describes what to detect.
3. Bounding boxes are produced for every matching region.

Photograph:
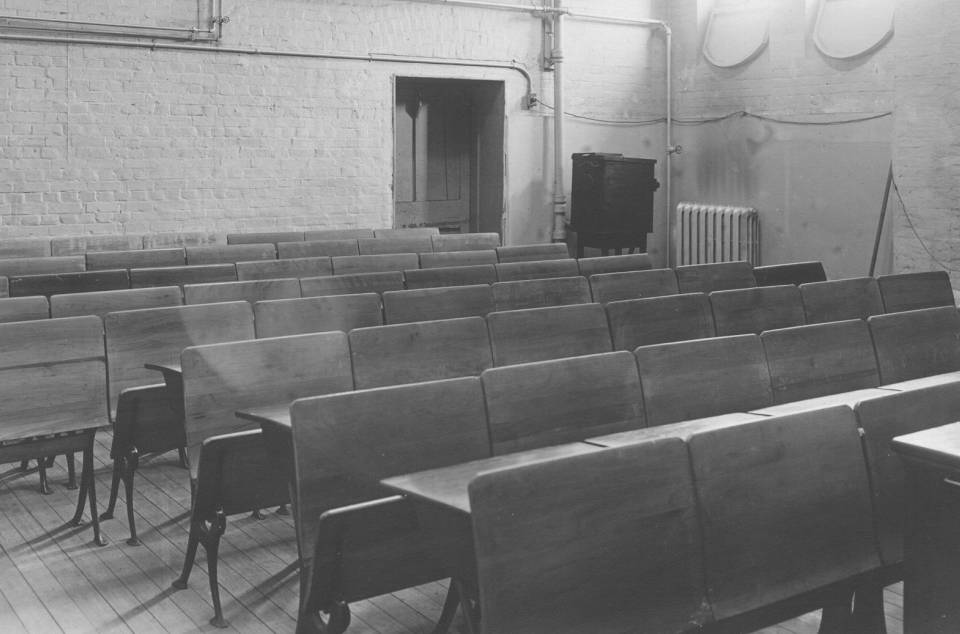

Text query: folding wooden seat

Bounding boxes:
[254,293,382,339]
[588,268,679,303]
[85,248,185,270]
[372,227,439,238]
[634,334,772,426]
[129,263,237,288]
[236,257,332,281]
[431,232,500,252]
[470,439,706,634]
[0,237,51,259]
[0,255,85,277]
[709,284,806,336]
[761,320,879,404]
[299,271,404,297]
[688,407,882,632]
[51,286,182,319]
[51,234,142,255]
[0,295,49,323]
[800,277,884,324]
[358,236,433,255]
[481,351,644,454]
[292,377,489,632]
[675,260,756,294]
[9,269,130,298]
[878,270,955,313]
[491,276,591,312]
[418,249,498,268]
[142,232,224,248]
[185,243,277,265]
[404,264,497,289]
[605,293,715,351]
[576,252,653,277]
[226,231,304,245]
[494,258,579,282]
[495,243,569,262]
[486,303,612,366]
[303,228,374,241]
[183,279,301,305]
[382,285,494,324]
[350,316,493,389]
[868,306,960,384]
[278,239,359,259]
[331,253,419,275]
[753,260,827,286]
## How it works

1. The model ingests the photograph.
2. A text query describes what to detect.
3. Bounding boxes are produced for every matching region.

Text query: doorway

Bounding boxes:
[394,78,505,235]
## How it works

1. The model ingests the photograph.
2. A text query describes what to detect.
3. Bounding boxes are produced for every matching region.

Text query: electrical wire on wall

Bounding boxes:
[891,176,960,274]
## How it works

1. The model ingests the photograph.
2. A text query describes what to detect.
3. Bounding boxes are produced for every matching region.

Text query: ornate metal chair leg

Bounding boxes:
[250,509,265,519]
[205,512,228,628]
[65,452,77,490]
[70,457,90,526]
[100,457,124,520]
[178,447,189,469]
[276,504,290,516]
[851,582,887,634]
[454,579,480,634]
[19,459,29,471]
[38,457,51,495]
[172,518,202,590]
[84,443,106,547]
[430,582,461,634]
[123,449,141,546]
[818,591,853,634]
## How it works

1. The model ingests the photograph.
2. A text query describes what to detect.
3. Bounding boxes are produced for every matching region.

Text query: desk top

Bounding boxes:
[235,404,291,432]
[748,388,889,417]
[144,361,181,376]
[892,422,960,472]
[381,442,601,514]
[587,412,765,447]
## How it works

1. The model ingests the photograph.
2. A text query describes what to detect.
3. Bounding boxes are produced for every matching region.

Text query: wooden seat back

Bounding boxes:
[635,334,772,426]
[495,243,569,262]
[688,407,880,623]
[0,238,51,259]
[103,301,255,420]
[404,264,497,289]
[235,257,332,281]
[226,231,304,245]
[855,383,960,566]
[470,439,706,634]
[185,243,277,265]
[709,284,806,336]
[431,232,500,252]
[418,250,498,268]
[878,270,955,313]
[129,263,237,288]
[605,293,715,351]
[350,316,493,388]
[303,229,374,241]
[675,261,757,293]
[372,227,439,238]
[182,332,353,479]
[292,377,490,601]
[277,239,359,259]
[9,269,130,298]
[577,253,653,277]
[382,285,494,324]
[491,276,591,312]
[482,351,644,454]
[51,234,141,256]
[142,232,224,248]
[753,261,827,286]
[358,236,433,255]
[331,253,419,275]
[51,286,182,319]
[0,276,6,298]
[0,256,86,277]
[800,277,884,324]
[86,248,185,270]
[299,271,404,297]
[868,306,960,383]
[588,268,679,303]
[0,296,49,323]
[0,316,108,443]
[254,293,382,339]
[487,303,612,366]
[761,320,880,404]
[183,278,301,305]
[494,258,579,282]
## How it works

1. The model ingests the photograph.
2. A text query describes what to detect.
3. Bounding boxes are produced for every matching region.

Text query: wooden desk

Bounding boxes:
[145,361,184,421]
[236,405,293,481]
[381,442,601,514]
[892,422,960,633]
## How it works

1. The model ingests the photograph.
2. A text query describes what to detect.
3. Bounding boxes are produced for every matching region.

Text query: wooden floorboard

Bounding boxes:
[0,430,906,633]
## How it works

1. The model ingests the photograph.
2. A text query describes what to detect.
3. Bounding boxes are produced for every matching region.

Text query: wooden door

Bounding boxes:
[394,82,473,232]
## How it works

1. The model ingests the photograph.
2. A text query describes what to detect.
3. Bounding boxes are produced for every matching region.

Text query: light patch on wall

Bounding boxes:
[813,0,894,60]
[701,1,771,68]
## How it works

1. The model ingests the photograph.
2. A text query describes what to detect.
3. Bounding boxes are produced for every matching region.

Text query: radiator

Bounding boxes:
[675,202,760,265]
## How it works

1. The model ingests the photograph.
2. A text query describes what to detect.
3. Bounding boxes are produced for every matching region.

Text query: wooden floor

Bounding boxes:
[0,431,904,634]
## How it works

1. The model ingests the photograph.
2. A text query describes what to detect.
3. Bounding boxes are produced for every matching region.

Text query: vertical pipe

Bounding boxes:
[663,25,673,266]
[551,3,568,243]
